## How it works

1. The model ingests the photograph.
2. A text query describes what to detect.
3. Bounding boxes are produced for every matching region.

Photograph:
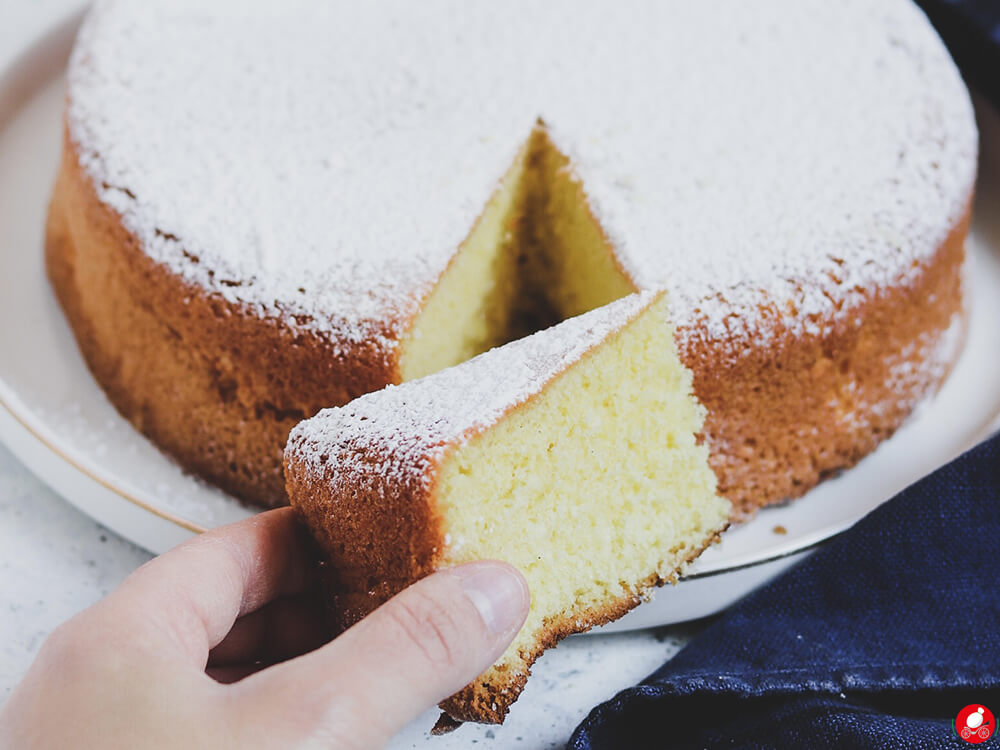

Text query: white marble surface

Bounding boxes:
[0,442,149,696]
[0,2,703,746]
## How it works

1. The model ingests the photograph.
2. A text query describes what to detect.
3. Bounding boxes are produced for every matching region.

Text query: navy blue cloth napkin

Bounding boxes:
[570,433,1000,749]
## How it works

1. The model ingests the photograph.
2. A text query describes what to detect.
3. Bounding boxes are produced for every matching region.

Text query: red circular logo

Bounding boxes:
[957,704,995,743]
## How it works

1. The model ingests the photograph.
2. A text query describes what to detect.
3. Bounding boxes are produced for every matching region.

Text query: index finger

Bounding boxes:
[101,507,318,664]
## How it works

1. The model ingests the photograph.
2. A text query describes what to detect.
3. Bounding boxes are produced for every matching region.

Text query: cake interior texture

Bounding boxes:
[288,293,731,723]
[434,297,728,719]
[399,125,635,381]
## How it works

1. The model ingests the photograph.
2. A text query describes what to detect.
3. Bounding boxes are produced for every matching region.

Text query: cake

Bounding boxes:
[48,0,977,514]
[285,290,732,724]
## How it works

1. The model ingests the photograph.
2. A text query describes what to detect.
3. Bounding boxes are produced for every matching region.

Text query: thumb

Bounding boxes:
[233,561,530,748]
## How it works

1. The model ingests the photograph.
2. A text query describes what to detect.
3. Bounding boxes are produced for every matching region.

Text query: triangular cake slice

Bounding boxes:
[285,290,730,724]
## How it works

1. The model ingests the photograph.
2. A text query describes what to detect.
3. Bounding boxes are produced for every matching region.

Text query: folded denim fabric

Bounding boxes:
[569,433,1000,749]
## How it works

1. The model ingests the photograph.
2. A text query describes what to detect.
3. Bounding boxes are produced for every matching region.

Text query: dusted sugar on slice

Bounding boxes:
[285,291,730,724]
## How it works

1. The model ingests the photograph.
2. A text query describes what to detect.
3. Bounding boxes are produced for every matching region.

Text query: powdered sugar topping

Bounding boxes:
[67,0,977,354]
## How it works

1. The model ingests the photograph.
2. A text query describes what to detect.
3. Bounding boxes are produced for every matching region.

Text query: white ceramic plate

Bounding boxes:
[2,8,1000,629]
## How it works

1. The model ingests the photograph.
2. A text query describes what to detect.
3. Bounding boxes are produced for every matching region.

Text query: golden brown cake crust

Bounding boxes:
[46,135,404,507]
[48,122,973,515]
[684,207,970,518]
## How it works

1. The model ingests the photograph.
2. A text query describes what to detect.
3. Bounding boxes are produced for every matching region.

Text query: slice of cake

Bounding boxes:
[285,290,730,724]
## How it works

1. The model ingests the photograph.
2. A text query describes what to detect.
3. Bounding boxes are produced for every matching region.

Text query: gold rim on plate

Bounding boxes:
[0,389,207,534]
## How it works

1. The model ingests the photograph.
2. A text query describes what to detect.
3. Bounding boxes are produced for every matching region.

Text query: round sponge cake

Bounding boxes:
[48,0,977,512]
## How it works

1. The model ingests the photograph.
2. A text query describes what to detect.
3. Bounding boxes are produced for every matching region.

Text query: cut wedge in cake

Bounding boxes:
[285,290,731,725]
[398,124,636,383]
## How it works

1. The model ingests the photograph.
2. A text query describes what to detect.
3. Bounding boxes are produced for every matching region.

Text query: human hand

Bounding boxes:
[0,508,530,748]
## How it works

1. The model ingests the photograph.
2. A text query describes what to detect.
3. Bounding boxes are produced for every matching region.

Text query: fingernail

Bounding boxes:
[450,562,529,637]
